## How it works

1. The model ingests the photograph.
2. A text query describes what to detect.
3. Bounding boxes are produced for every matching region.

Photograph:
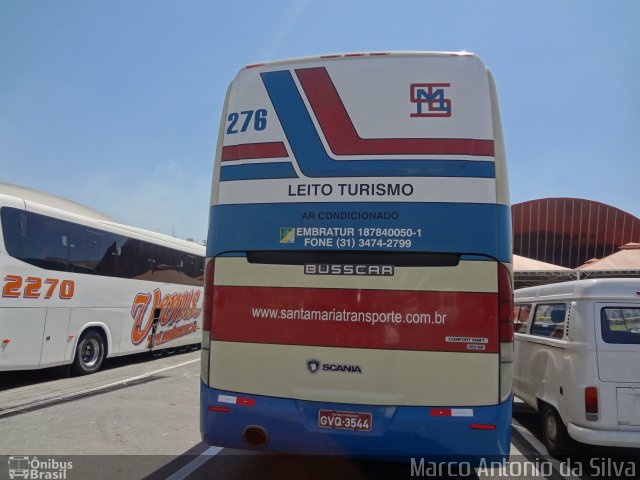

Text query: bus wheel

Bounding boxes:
[540,403,571,456]
[72,330,105,375]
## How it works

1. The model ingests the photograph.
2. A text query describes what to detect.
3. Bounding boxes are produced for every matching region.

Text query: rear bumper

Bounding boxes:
[200,382,511,463]
[568,423,640,448]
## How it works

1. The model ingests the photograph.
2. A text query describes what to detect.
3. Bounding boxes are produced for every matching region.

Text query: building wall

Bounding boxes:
[512,198,640,269]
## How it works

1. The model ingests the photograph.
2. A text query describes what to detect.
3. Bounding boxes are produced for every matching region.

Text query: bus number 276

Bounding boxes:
[2,275,75,300]
[226,109,268,134]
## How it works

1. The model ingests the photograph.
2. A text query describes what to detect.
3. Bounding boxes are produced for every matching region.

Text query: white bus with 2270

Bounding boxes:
[0,184,204,375]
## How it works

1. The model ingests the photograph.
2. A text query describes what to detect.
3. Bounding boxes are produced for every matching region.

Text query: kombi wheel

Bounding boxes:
[540,403,572,456]
[72,330,105,375]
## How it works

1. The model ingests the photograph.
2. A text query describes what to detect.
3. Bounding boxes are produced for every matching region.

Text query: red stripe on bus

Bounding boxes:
[295,67,495,157]
[221,142,288,161]
[212,287,498,352]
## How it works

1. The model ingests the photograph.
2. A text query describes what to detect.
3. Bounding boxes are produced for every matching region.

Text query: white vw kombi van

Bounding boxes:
[514,279,640,455]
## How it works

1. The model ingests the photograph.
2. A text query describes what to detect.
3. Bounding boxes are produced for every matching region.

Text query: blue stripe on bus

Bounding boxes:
[220,162,298,181]
[200,382,511,462]
[259,70,496,179]
[206,202,511,262]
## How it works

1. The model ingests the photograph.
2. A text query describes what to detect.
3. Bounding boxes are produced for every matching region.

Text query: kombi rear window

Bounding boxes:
[601,307,640,344]
[513,304,532,333]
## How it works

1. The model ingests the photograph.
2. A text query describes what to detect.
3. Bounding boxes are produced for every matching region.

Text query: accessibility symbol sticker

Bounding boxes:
[280,227,295,244]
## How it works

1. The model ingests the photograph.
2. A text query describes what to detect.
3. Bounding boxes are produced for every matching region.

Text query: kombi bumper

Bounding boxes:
[568,423,640,448]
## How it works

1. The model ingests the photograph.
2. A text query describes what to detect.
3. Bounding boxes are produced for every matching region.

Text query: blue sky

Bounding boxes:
[1,0,638,243]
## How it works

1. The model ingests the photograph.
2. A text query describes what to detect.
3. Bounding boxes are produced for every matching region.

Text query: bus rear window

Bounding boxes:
[601,307,640,344]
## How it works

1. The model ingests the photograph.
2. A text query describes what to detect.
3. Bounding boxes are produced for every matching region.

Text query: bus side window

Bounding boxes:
[17,209,70,272]
[116,237,150,280]
[68,227,119,276]
[180,253,205,285]
[150,244,181,283]
[514,304,532,333]
[18,212,28,238]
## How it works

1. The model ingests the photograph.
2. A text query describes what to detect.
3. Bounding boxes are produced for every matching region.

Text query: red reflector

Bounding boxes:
[237,397,255,407]
[585,387,598,414]
[208,406,231,413]
[203,260,215,332]
[430,408,452,417]
[469,424,496,430]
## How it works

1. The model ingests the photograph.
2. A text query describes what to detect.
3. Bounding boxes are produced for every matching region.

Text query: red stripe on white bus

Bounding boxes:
[221,142,288,161]
[211,286,498,352]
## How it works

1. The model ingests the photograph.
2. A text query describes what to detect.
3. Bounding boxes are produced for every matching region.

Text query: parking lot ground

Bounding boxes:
[2,356,639,480]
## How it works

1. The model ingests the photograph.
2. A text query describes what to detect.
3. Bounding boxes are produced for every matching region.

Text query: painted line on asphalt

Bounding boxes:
[74,358,200,395]
[512,418,550,455]
[0,358,199,418]
[511,418,581,480]
[166,446,224,480]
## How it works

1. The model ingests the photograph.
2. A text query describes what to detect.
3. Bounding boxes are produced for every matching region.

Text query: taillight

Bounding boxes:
[585,387,599,421]
[498,263,514,402]
[203,259,215,332]
[469,424,496,430]
[498,263,513,342]
[208,406,231,413]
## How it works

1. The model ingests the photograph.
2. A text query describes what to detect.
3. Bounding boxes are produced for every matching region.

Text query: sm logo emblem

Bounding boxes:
[410,83,452,117]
